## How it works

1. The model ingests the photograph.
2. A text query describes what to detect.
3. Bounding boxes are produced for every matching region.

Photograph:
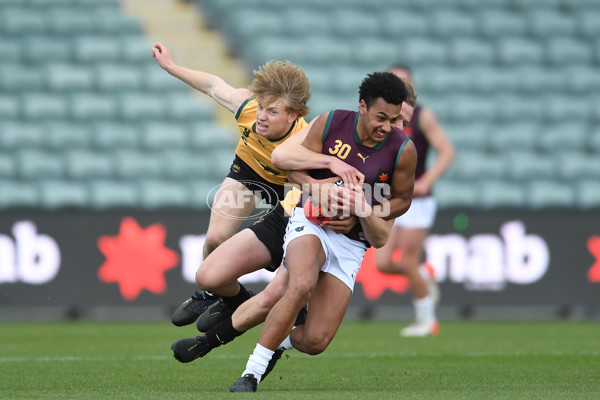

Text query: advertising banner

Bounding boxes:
[1,210,598,318]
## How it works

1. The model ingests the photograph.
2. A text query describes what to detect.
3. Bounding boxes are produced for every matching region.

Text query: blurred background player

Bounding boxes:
[374,64,455,337]
[152,43,311,323]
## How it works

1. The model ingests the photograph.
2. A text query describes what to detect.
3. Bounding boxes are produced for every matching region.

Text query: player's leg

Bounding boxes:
[374,224,404,274]
[171,229,271,327]
[203,177,259,257]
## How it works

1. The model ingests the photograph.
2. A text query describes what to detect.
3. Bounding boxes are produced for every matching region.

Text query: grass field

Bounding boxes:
[1,320,599,399]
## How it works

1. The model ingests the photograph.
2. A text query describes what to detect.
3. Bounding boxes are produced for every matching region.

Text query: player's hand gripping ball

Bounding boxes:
[304,180,344,224]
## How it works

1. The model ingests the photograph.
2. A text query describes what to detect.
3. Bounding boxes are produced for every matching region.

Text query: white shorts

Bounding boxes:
[282,207,367,291]
[394,196,437,229]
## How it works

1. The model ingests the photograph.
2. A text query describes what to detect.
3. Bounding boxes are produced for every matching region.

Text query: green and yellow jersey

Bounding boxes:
[234,97,308,186]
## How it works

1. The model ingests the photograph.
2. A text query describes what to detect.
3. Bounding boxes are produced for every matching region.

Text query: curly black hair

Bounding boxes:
[358,72,408,109]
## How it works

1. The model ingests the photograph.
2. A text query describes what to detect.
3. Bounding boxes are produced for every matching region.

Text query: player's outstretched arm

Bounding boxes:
[151,42,250,113]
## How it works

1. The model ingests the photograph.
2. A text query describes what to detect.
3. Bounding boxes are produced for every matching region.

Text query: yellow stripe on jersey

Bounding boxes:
[234,97,308,186]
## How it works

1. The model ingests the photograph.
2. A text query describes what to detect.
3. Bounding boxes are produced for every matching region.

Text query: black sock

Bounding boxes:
[205,317,244,348]
[222,283,251,309]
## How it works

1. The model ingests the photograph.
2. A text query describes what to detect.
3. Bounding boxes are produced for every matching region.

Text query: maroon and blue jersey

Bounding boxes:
[308,109,410,245]
[402,105,431,197]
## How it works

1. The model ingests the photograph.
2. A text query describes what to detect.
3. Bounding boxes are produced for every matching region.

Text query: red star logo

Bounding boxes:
[356,247,410,300]
[97,217,179,301]
[378,172,389,183]
[587,235,600,283]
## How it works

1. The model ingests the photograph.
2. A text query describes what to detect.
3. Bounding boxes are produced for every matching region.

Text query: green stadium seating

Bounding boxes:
[95,63,143,92]
[0,180,39,208]
[478,180,526,209]
[576,10,600,39]
[526,180,576,209]
[0,41,22,62]
[139,122,189,150]
[506,152,555,181]
[497,38,545,65]
[0,96,19,119]
[118,92,167,120]
[566,66,600,95]
[477,10,527,38]
[69,92,118,121]
[537,123,588,153]
[17,149,65,179]
[452,151,506,180]
[0,153,16,178]
[402,37,448,66]
[380,10,430,38]
[88,180,139,209]
[44,123,93,149]
[162,150,213,179]
[45,64,95,92]
[92,122,140,149]
[545,38,593,66]
[73,36,120,63]
[188,122,238,150]
[433,180,479,208]
[46,8,95,35]
[0,8,46,35]
[114,150,163,179]
[447,38,495,66]
[429,10,478,37]
[493,94,546,123]
[188,179,221,209]
[39,180,89,209]
[575,180,600,209]
[23,36,73,63]
[282,9,332,36]
[21,93,69,121]
[0,122,45,149]
[527,10,577,39]
[65,150,114,179]
[138,180,189,208]
[0,64,44,92]
[443,122,489,151]
[516,66,565,95]
[167,93,214,122]
[556,152,600,181]
[487,122,539,153]
[330,10,381,38]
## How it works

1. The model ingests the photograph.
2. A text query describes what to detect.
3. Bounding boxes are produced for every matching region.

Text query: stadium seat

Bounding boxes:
[0,41,23,62]
[537,122,588,154]
[545,38,593,66]
[402,37,448,66]
[452,150,506,180]
[432,180,479,209]
[118,93,167,120]
[0,64,44,92]
[477,10,527,38]
[39,180,90,209]
[143,64,188,93]
[478,180,526,209]
[497,38,545,66]
[493,94,545,123]
[23,36,73,63]
[0,8,46,35]
[188,122,238,150]
[94,11,142,36]
[565,66,600,95]
[544,96,592,122]
[0,122,45,149]
[92,122,140,149]
[69,92,118,121]
[162,150,213,179]
[443,122,489,151]
[138,180,189,209]
[45,64,95,92]
[167,93,214,122]
[88,180,139,209]
[418,67,473,94]
[139,122,189,150]
[0,95,19,119]
[44,123,93,149]
[74,36,121,63]
[555,152,600,181]
[380,9,430,38]
[527,10,576,39]
[445,95,495,123]
[350,38,396,69]
[506,152,555,181]
[282,8,332,36]
[429,9,478,37]
[575,180,600,209]
[21,93,69,121]
[114,150,164,179]
[46,8,96,35]
[575,10,600,39]
[515,66,566,95]
[0,180,39,208]
[447,37,495,66]
[0,153,16,178]
[330,9,381,38]
[526,180,576,209]
[188,179,221,209]
[120,37,154,64]
[468,66,519,94]
[487,122,539,154]
[590,127,600,153]
[17,149,65,179]
[511,0,562,10]
[65,150,114,179]
[95,63,143,92]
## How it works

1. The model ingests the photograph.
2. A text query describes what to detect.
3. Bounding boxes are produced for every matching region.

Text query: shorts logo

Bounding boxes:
[295,226,305,232]
[230,163,240,174]
[207,180,280,221]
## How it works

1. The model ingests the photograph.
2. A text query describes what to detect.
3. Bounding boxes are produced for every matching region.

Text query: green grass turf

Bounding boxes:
[1,321,599,399]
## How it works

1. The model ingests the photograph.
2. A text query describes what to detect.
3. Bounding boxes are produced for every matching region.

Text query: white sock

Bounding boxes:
[242,343,274,383]
[413,295,435,323]
[279,334,294,351]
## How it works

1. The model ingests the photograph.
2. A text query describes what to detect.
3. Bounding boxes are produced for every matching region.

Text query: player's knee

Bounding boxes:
[195,265,219,291]
[256,285,284,310]
[287,280,313,304]
[302,331,333,355]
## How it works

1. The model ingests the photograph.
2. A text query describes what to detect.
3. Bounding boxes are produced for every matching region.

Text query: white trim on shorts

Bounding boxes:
[282,207,367,291]
[393,196,437,229]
